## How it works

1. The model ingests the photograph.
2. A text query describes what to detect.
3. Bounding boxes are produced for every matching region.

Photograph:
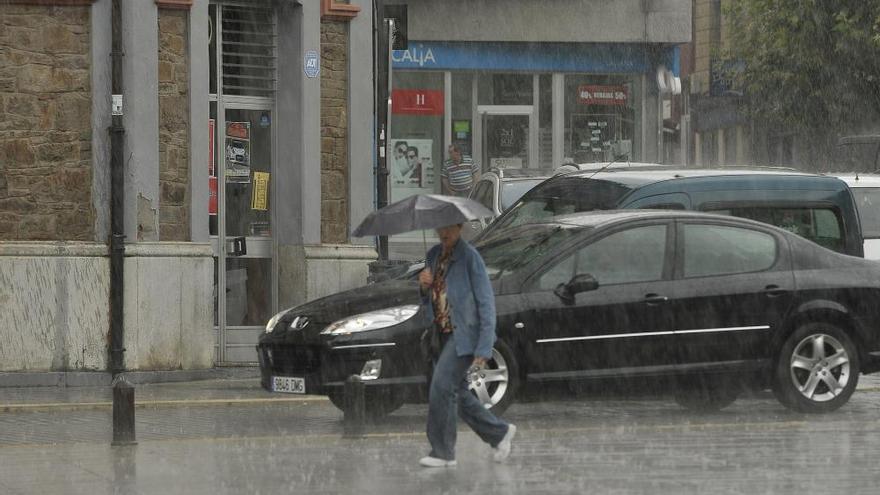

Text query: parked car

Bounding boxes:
[478,167,865,258]
[462,167,553,240]
[258,210,880,416]
[835,174,880,259]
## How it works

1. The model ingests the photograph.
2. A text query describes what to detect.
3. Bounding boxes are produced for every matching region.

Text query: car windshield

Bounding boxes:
[478,224,585,279]
[483,177,633,239]
[500,179,547,211]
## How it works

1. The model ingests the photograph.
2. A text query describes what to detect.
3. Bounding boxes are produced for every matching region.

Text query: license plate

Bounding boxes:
[272,376,306,394]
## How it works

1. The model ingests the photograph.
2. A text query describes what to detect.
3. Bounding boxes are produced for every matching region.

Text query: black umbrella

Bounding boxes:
[353,194,493,250]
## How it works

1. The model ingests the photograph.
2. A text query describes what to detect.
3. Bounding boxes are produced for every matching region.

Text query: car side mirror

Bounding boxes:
[553,274,599,303]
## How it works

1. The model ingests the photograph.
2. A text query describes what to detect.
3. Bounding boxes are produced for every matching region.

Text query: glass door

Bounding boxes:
[479,106,536,171]
[215,105,276,364]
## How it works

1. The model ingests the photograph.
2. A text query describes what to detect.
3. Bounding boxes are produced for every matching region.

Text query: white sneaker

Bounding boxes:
[419,456,457,468]
[493,423,516,462]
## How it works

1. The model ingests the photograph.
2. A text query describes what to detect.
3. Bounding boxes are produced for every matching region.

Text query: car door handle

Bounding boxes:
[763,285,789,297]
[644,294,668,305]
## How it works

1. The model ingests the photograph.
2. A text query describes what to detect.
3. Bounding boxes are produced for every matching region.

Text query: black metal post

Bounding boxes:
[109,0,126,376]
[343,375,366,438]
[112,376,136,446]
[374,0,389,260]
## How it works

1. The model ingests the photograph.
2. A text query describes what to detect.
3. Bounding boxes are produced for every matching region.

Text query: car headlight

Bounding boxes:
[264,311,285,334]
[321,305,420,336]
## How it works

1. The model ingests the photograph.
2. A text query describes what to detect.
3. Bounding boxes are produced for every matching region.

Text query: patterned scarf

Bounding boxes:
[431,248,454,334]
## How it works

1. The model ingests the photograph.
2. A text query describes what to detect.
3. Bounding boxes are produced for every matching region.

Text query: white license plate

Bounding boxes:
[272,376,306,394]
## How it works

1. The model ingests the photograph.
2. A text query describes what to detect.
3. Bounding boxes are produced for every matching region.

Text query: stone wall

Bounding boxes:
[0,4,94,241]
[158,9,190,241]
[320,20,349,244]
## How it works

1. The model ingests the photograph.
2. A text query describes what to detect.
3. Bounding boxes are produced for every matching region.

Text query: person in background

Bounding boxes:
[441,144,480,197]
[417,223,516,468]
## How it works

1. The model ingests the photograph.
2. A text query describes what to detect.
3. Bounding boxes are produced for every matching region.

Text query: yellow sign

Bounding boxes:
[251,171,270,210]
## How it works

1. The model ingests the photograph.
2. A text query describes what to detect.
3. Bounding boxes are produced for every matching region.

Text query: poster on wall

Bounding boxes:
[389,138,435,203]
[225,121,251,183]
[251,171,270,211]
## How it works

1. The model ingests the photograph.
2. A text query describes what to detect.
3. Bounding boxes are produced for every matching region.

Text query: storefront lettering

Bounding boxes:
[392,46,436,67]
[578,85,628,106]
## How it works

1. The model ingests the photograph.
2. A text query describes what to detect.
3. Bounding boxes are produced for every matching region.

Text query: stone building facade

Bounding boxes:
[0,0,377,374]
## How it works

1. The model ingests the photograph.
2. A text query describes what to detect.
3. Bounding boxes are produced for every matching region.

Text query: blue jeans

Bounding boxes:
[426,334,509,461]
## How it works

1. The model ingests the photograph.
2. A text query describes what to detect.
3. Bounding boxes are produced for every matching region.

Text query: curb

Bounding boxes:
[0,367,260,388]
[1,396,329,413]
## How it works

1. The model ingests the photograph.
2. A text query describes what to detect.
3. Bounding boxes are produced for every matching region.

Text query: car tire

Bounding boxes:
[673,375,738,412]
[327,389,404,419]
[773,322,860,413]
[468,339,520,416]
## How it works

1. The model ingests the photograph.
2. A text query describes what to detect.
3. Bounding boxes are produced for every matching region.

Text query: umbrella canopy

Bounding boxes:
[353,194,493,237]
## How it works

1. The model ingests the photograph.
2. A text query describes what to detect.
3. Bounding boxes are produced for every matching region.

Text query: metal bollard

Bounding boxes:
[343,375,366,438]
[112,376,137,446]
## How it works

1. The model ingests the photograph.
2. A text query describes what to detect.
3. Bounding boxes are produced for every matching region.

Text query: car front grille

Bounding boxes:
[260,344,322,374]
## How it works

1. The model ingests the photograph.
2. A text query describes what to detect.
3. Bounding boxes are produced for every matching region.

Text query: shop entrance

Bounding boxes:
[478,105,537,171]
[209,1,277,364]
[212,105,275,364]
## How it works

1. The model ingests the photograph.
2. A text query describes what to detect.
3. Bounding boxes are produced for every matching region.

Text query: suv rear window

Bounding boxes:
[486,177,633,235]
[706,206,845,253]
[850,187,880,239]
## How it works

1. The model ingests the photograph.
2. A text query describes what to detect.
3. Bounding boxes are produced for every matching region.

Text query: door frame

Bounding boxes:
[212,98,278,364]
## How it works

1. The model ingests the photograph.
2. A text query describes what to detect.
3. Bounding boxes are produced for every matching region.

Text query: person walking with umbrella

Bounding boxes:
[417,222,515,468]
[353,194,515,467]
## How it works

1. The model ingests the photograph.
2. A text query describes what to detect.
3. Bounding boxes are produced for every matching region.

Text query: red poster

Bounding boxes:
[577,85,628,106]
[391,89,444,115]
[208,119,215,175]
[208,176,217,215]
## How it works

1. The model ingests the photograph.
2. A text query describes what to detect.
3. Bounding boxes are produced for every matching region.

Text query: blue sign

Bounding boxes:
[304,50,320,78]
[392,41,680,76]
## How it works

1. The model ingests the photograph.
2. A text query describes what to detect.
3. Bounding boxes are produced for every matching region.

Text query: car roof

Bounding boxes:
[486,167,553,180]
[558,166,830,188]
[833,174,880,187]
[536,209,766,230]
[838,135,880,145]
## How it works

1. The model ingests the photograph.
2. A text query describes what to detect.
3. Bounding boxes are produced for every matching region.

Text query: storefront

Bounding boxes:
[387,41,678,258]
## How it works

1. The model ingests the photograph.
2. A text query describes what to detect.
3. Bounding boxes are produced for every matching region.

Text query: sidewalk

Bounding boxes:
[0,371,327,413]
[1,370,878,413]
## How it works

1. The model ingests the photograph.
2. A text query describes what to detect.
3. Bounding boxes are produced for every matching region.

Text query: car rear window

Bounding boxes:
[487,177,633,234]
[500,179,546,211]
[850,187,880,239]
[705,206,845,253]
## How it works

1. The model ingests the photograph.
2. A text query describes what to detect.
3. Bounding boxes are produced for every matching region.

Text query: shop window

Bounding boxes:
[478,74,533,106]
[564,74,639,163]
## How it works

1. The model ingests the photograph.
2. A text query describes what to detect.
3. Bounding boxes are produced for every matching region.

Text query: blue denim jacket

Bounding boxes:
[421,239,497,359]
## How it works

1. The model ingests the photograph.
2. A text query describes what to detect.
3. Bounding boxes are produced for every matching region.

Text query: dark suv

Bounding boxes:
[479,167,865,257]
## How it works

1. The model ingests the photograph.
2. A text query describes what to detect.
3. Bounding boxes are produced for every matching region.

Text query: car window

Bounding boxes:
[850,187,880,239]
[480,225,585,279]
[682,224,776,278]
[535,224,667,290]
[471,180,494,212]
[500,179,545,211]
[488,177,633,234]
[706,206,844,253]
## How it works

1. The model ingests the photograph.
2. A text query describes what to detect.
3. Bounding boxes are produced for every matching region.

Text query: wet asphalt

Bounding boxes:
[1,377,880,494]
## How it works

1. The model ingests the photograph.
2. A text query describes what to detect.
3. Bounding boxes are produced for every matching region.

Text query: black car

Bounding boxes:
[258,210,880,416]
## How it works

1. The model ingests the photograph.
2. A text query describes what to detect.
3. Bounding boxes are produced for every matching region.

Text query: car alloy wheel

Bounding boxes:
[774,322,860,413]
[468,347,509,409]
[789,333,851,402]
[466,339,519,415]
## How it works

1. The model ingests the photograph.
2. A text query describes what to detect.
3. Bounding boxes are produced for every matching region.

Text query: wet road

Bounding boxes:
[2,390,880,494]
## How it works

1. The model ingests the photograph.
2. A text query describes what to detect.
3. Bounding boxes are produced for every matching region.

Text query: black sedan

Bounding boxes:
[258,210,880,416]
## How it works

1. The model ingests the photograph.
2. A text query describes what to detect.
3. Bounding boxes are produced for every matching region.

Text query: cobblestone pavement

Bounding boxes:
[1,376,880,494]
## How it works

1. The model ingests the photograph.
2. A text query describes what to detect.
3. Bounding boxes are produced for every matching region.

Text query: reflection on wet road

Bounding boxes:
[2,392,880,494]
